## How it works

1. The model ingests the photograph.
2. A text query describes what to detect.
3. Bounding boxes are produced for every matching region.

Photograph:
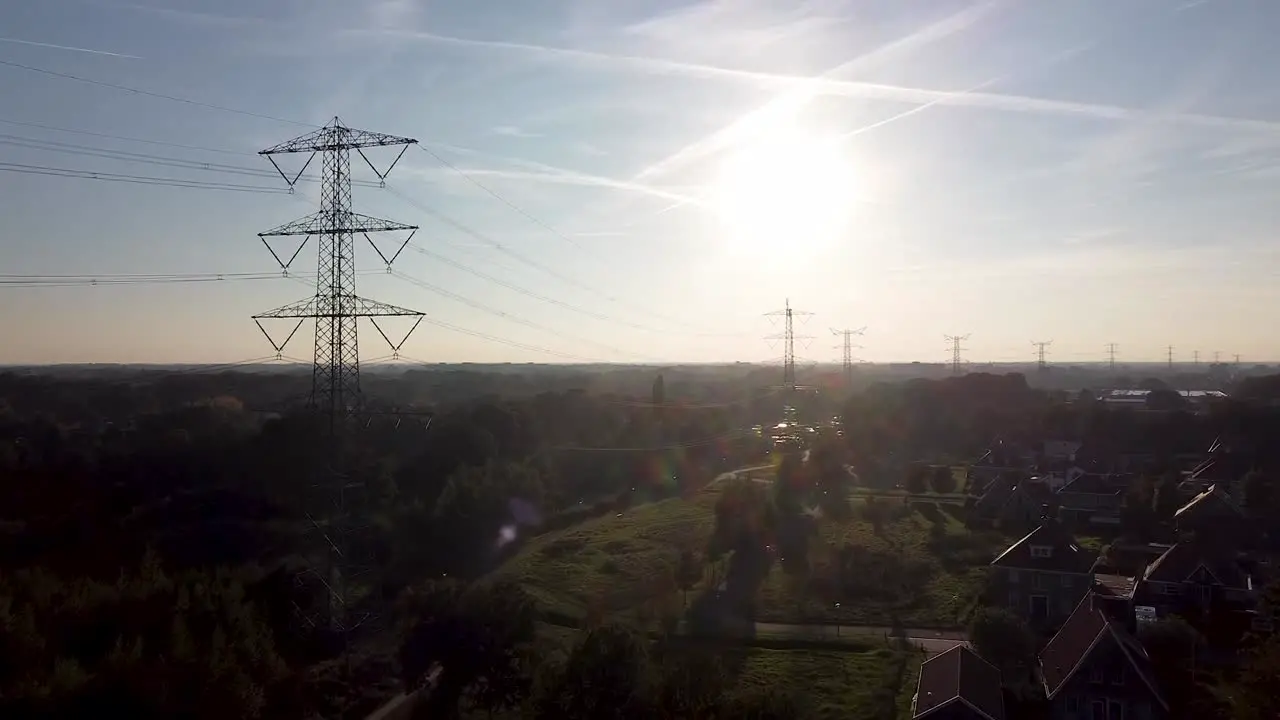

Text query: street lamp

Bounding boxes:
[835,602,841,637]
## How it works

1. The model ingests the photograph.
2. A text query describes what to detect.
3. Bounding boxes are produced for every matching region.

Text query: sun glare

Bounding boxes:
[712,131,857,256]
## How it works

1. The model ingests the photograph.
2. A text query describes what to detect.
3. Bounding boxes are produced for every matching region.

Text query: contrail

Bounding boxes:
[357,17,1280,138]
[631,0,1007,182]
[0,37,141,59]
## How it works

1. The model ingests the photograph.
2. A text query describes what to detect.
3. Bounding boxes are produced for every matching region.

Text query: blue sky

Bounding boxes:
[2,0,1279,365]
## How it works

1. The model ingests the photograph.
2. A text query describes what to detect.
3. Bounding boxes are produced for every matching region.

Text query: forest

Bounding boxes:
[4,364,1280,718]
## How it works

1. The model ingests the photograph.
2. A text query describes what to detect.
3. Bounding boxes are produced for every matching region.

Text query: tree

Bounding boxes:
[930,465,957,494]
[398,578,538,718]
[1242,471,1275,515]
[676,549,702,609]
[1153,472,1183,520]
[904,465,928,494]
[968,608,1037,692]
[536,624,649,719]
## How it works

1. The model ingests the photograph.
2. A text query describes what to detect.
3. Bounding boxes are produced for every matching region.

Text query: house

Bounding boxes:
[1132,541,1258,620]
[973,476,1055,529]
[1173,484,1246,540]
[1039,594,1168,720]
[1056,474,1128,527]
[1044,440,1083,463]
[911,644,1005,720]
[1178,435,1253,498]
[990,515,1097,628]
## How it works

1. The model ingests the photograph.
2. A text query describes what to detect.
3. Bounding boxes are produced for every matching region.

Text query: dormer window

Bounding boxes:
[1031,545,1054,558]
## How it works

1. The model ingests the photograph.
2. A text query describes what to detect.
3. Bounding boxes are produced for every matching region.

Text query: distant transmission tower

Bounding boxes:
[765,299,813,405]
[1167,345,1174,370]
[945,334,969,376]
[1193,350,1200,367]
[251,117,424,640]
[1106,343,1118,372]
[831,326,865,390]
[1235,354,1242,365]
[1032,340,1052,372]
[1213,350,1221,364]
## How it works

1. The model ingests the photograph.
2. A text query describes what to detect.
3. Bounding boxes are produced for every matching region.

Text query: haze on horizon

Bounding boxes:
[2,0,1280,366]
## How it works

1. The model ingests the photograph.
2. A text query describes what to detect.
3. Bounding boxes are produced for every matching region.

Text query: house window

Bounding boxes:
[1112,665,1126,685]
[1031,545,1054,558]
[1008,570,1020,584]
[1033,573,1045,589]
[1091,700,1105,720]
[1089,666,1104,684]
[1108,700,1124,720]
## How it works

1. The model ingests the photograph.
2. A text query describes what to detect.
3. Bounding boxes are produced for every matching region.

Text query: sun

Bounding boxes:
[712,130,857,256]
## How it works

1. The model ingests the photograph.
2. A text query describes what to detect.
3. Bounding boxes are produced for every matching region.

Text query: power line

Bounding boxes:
[0,58,312,127]
[0,161,291,193]
[0,116,254,156]
[0,132,384,189]
[383,185,739,338]
[389,270,662,362]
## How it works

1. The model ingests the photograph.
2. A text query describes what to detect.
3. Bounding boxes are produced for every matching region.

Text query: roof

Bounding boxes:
[1058,473,1126,496]
[913,644,1005,720]
[991,519,1095,573]
[1093,573,1137,600]
[1039,596,1167,710]
[1174,484,1244,521]
[1143,541,1249,589]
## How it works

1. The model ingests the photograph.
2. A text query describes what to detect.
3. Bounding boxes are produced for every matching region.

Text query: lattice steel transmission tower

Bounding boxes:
[1032,340,1052,372]
[1106,343,1118,372]
[1167,345,1174,370]
[945,334,969,376]
[832,327,865,390]
[251,117,424,637]
[765,299,813,408]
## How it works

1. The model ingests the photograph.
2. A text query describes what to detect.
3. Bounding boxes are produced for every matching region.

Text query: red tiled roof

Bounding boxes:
[1039,596,1167,711]
[913,644,1005,720]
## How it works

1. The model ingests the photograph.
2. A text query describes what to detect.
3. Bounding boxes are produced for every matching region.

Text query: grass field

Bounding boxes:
[732,645,922,720]
[492,473,1011,630]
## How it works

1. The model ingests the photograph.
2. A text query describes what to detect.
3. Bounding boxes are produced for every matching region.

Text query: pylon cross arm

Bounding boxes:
[258,211,417,237]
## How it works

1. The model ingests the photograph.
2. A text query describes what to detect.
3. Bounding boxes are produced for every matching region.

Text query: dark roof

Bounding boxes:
[1143,542,1249,589]
[1174,485,1243,521]
[974,476,1016,515]
[1058,473,1126,496]
[1039,596,1167,710]
[913,644,1005,720]
[991,519,1095,573]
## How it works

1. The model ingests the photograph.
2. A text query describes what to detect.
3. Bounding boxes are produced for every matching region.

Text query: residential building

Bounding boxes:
[1132,541,1258,619]
[1173,484,1246,541]
[911,644,1005,720]
[1039,595,1168,720]
[990,515,1097,628]
[1057,474,1128,528]
[972,475,1055,530]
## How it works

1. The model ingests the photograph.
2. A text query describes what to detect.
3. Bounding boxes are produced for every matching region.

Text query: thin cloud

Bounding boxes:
[403,164,703,207]
[491,125,541,139]
[0,37,141,59]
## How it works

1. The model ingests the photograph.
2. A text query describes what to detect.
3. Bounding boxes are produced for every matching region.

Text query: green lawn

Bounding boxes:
[733,646,921,720]
[491,483,1009,630]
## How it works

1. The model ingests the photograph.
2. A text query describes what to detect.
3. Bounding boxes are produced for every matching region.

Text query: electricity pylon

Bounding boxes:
[765,299,813,412]
[945,334,969,376]
[1106,343,1118,372]
[251,117,423,641]
[1032,340,1052,372]
[832,326,865,390]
